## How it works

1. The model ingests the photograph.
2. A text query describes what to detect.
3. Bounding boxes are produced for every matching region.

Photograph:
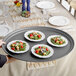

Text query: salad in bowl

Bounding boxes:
[31,44,54,58]
[7,40,30,53]
[24,30,45,42]
[47,35,68,47]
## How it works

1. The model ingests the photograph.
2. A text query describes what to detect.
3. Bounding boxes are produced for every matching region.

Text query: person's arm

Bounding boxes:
[0,54,7,67]
[0,55,16,68]
[0,40,16,68]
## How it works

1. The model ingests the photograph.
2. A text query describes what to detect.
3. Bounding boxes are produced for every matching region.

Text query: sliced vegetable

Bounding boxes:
[28,32,42,40]
[11,47,15,50]
[51,36,65,45]
[35,50,39,54]
[10,41,26,51]
[35,46,50,56]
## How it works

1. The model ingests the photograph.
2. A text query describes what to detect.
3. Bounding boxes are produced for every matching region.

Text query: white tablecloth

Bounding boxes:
[0,0,76,76]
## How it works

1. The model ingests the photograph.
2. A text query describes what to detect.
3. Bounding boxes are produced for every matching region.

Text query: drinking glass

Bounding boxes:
[42,9,50,22]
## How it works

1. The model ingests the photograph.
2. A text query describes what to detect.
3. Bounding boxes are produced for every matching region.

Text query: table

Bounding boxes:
[0,0,76,76]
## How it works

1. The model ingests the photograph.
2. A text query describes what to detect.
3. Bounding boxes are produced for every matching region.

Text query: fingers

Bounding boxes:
[2,42,6,44]
[0,40,6,44]
[0,40,6,48]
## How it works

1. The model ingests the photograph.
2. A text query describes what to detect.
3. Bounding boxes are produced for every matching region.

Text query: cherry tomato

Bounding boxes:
[21,45,23,48]
[37,35,41,38]
[39,46,41,49]
[11,48,15,50]
[30,34,33,37]
[35,50,39,54]
[59,41,63,44]
[46,48,48,51]
[13,42,16,44]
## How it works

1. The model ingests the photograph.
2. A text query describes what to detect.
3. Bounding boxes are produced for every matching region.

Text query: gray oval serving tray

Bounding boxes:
[2,26,74,62]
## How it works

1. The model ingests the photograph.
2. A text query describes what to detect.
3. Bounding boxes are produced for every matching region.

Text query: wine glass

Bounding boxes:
[42,9,50,22]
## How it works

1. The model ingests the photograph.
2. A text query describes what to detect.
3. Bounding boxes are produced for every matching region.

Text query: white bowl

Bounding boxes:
[24,30,45,42]
[31,44,54,58]
[7,40,30,53]
[47,35,68,47]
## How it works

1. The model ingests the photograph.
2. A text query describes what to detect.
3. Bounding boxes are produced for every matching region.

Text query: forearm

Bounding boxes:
[0,54,16,68]
[0,40,16,67]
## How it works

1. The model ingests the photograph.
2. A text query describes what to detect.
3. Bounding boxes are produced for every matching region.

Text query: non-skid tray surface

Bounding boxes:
[2,26,74,62]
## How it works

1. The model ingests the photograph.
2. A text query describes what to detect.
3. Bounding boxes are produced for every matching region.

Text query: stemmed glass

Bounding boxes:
[41,7,60,22]
[41,9,50,22]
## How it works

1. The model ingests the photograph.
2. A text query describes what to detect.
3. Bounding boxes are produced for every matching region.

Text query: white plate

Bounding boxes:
[47,35,68,47]
[31,44,54,58]
[7,40,30,53]
[0,9,3,16]
[24,30,45,42]
[49,16,70,26]
[36,1,55,9]
[0,25,12,37]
